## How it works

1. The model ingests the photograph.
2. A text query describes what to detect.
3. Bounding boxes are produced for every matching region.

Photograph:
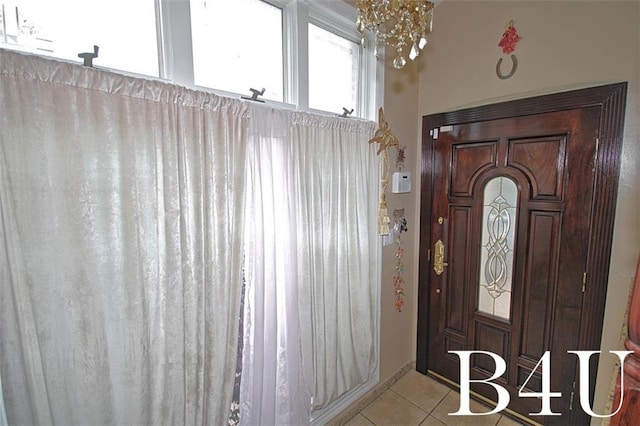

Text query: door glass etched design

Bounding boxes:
[478,177,518,320]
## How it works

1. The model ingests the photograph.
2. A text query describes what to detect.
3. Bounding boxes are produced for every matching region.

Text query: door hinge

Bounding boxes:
[594,137,600,164]
[569,381,576,410]
[582,272,587,293]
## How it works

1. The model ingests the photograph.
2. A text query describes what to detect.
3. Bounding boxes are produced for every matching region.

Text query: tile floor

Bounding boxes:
[344,370,526,426]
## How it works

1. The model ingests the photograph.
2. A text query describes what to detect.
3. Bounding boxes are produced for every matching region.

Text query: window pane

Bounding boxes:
[0,0,159,77]
[190,0,283,102]
[478,177,518,320]
[308,23,359,115]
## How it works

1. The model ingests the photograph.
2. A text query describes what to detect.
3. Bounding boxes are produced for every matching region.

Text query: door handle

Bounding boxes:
[433,239,448,275]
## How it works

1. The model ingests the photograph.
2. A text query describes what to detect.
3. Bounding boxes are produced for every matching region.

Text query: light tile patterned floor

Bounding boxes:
[345,370,526,426]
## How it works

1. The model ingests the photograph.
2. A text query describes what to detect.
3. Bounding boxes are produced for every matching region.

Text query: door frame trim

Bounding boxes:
[417,83,628,425]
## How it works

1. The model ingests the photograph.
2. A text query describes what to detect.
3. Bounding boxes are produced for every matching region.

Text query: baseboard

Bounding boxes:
[323,361,416,426]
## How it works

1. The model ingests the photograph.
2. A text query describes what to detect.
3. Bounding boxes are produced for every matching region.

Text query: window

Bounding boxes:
[478,176,518,320]
[302,1,378,118]
[0,0,159,77]
[308,23,359,114]
[0,0,378,119]
[190,0,284,102]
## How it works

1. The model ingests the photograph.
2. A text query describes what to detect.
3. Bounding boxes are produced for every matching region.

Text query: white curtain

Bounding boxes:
[0,49,248,425]
[0,48,380,426]
[292,114,379,412]
[240,105,379,424]
[240,105,310,425]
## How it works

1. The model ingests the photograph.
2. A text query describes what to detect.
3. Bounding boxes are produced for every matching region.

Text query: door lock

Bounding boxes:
[433,239,448,275]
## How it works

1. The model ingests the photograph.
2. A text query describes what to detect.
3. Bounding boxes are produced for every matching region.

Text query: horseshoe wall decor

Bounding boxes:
[496,54,518,80]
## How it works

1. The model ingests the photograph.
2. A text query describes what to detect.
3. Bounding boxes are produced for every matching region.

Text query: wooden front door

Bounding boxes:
[416,84,628,425]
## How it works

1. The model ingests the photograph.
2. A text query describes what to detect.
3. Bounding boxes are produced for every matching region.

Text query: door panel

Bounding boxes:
[508,137,566,200]
[520,211,560,360]
[451,142,498,197]
[446,207,471,336]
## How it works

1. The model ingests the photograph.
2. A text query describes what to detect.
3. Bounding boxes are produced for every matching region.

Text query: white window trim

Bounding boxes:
[282,0,306,109]
[156,0,194,86]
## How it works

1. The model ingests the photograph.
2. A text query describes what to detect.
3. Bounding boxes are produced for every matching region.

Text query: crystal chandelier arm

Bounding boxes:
[356,0,436,68]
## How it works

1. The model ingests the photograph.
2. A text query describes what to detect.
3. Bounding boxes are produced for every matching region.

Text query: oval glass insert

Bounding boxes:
[478,177,518,320]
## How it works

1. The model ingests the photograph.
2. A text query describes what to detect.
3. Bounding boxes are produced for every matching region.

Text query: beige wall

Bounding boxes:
[375,0,640,421]
[378,58,422,382]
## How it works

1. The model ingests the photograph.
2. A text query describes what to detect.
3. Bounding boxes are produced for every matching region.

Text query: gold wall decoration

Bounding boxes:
[369,107,399,235]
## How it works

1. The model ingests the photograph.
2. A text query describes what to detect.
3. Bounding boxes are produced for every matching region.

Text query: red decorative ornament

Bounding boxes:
[498,20,521,55]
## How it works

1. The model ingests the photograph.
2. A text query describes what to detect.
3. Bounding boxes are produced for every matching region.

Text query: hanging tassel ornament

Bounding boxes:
[377,153,392,235]
[369,107,399,235]
[378,193,391,235]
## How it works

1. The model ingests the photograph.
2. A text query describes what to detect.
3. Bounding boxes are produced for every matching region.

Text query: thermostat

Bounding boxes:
[392,172,411,193]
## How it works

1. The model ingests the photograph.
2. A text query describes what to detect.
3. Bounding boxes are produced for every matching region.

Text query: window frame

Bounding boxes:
[0,0,161,77]
[305,1,378,119]
[158,0,379,119]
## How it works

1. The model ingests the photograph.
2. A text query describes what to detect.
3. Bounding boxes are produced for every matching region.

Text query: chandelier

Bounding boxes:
[356,0,436,69]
